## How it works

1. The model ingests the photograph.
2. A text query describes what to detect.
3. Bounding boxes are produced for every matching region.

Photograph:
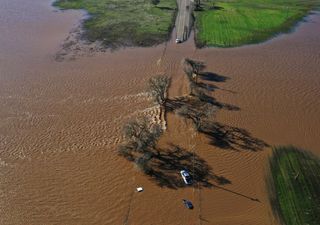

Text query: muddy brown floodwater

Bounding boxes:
[1,0,319,224]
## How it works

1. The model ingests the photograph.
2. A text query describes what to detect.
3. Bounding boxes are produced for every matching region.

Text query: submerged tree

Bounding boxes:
[119,117,162,174]
[122,117,162,153]
[176,103,217,131]
[184,58,206,84]
[148,75,171,106]
[194,103,217,130]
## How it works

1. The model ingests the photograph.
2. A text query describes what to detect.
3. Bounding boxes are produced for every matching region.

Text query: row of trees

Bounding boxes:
[119,75,171,172]
[183,57,206,95]
[119,58,218,172]
[180,58,218,130]
[176,102,217,131]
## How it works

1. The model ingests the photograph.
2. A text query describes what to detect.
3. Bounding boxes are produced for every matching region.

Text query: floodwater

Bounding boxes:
[0,0,319,224]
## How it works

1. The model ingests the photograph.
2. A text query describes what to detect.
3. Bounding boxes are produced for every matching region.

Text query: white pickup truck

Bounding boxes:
[180,170,192,184]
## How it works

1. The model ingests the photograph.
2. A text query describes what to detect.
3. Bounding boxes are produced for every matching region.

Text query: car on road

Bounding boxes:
[175,38,182,44]
[180,170,192,184]
[182,199,193,209]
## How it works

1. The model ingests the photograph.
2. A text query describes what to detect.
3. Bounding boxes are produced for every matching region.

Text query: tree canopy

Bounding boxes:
[148,75,170,105]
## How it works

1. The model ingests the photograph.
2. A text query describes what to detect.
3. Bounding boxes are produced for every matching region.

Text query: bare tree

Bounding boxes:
[194,103,217,130]
[122,117,162,153]
[148,75,170,106]
[123,117,148,140]
[176,103,217,131]
[184,58,206,83]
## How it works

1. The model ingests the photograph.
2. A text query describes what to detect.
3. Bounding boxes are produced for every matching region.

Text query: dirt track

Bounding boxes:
[176,0,193,42]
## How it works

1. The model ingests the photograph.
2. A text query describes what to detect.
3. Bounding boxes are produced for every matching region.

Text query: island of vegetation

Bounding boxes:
[54,0,319,48]
[268,146,320,225]
[53,0,177,47]
[194,0,320,47]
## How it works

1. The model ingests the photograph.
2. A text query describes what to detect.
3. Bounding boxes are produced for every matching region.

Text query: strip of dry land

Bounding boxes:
[175,0,193,42]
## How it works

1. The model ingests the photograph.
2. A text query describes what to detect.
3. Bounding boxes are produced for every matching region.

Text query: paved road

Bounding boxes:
[176,0,193,42]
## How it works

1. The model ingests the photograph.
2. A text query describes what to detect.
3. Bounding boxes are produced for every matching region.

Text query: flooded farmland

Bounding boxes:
[0,0,319,224]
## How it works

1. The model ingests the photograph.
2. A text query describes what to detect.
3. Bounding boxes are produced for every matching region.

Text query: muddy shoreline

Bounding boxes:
[52,1,319,55]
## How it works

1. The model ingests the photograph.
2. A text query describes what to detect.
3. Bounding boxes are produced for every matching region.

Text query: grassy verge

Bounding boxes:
[53,0,177,48]
[268,146,320,225]
[194,0,320,47]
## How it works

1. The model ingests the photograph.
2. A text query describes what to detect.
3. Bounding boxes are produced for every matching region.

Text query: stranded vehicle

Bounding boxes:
[180,170,192,184]
[182,199,193,209]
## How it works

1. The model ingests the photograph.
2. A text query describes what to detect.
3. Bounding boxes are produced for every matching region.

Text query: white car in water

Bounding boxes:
[180,170,192,184]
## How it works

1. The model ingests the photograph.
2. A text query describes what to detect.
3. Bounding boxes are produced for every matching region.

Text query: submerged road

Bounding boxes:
[176,0,193,42]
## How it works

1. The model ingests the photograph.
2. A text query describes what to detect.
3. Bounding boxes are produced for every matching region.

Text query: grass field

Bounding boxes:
[54,0,177,47]
[194,0,320,47]
[268,146,320,225]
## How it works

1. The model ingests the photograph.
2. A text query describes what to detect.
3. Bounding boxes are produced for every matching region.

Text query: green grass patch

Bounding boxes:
[53,0,177,47]
[268,146,320,225]
[194,0,320,47]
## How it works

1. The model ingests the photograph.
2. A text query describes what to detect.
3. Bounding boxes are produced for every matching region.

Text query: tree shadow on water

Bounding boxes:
[196,72,236,94]
[200,121,269,152]
[145,144,231,189]
[139,144,261,202]
[166,94,239,113]
[196,82,220,92]
[196,91,240,111]
[165,98,267,152]
[199,72,229,82]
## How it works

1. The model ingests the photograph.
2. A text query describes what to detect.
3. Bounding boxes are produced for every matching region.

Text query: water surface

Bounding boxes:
[0,1,319,224]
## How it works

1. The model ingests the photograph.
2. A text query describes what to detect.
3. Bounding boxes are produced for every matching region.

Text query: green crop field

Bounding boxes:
[268,146,320,225]
[54,0,177,47]
[194,0,320,47]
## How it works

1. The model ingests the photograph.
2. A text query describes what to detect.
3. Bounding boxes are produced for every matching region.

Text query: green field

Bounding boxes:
[268,146,320,225]
[54,0,177,47]
[194,0,320,47]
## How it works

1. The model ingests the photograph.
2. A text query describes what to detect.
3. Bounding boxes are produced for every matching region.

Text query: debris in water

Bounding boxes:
[136,187,144,192]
